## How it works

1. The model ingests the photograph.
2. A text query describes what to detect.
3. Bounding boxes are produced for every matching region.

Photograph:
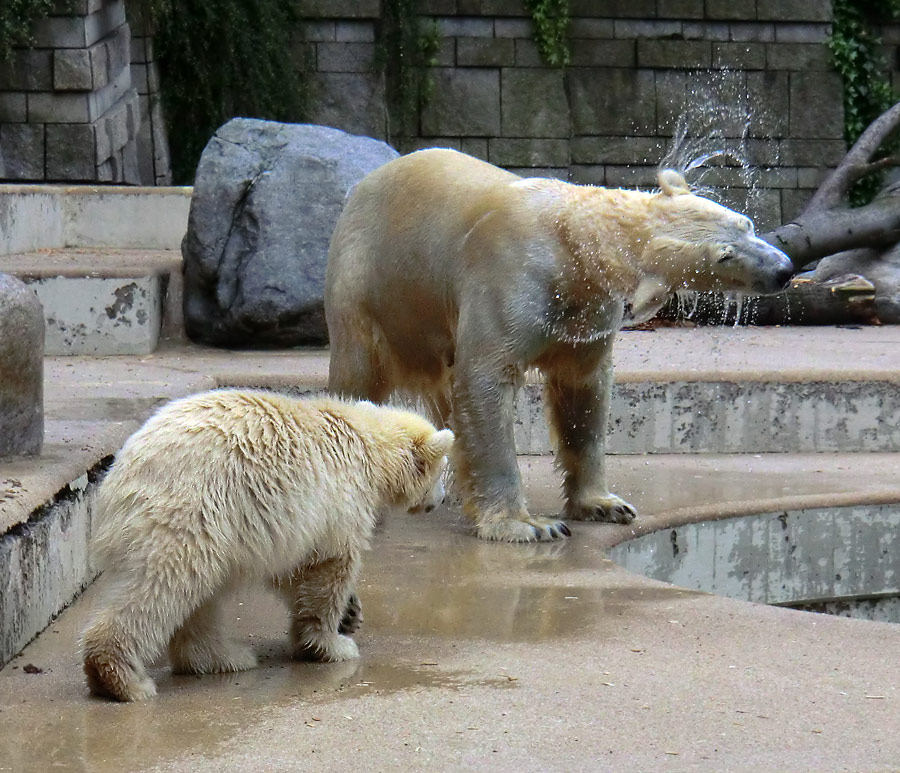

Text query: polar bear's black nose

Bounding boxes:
[775,262,795,289]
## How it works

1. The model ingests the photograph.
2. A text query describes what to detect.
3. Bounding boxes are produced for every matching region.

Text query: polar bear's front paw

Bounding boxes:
[566,494,637,524]
[476,515,571,543]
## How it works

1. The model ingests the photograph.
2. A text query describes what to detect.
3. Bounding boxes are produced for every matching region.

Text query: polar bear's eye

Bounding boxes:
[718,245,736,262]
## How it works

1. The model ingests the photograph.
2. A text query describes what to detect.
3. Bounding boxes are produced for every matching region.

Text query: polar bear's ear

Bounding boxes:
[412,428,454,463]
[658,169,691,196]
[426,429,454,458]
[412,429,454,473]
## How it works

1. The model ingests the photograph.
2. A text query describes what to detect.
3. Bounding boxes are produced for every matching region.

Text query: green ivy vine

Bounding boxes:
[525,0,571,68]
[131,0,307,184]
[0,0,74,62]
[376,0,438,147]
[828,0,900,203]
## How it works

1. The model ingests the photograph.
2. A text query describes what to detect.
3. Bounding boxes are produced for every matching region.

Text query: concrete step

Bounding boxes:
[0,248,183,355]
[516,378,900,455]
[0,184,190,256]
[46,336,900,456]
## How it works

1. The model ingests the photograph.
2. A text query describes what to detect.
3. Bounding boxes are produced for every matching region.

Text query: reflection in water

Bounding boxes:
[0,499,702,773]
[0,600,525,773]
[360,524,696,643]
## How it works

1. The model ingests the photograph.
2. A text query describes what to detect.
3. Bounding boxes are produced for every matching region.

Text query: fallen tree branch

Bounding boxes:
[804,100,900,212]
[758,101,900,267]
[763,195,900,267]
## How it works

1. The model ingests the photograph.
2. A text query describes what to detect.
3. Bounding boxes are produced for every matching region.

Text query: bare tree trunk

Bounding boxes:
[761,100,900,269]
[763,197,900,267]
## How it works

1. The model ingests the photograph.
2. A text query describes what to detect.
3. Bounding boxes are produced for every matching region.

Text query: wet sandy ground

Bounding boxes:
[3,455,900,772]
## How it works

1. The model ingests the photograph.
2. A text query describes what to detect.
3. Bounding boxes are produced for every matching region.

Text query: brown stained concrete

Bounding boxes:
[3,455,900,772]
[3,327,900,770]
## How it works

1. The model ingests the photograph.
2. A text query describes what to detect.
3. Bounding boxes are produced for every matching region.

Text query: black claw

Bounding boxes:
[338,593,363,635]
[559,523,572,537]
[531,525,541,539]
[547,526,558,539]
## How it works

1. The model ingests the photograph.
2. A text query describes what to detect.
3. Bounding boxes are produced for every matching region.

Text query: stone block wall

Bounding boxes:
[296,0,878,231]
[130,32,172,185]
[4,1,897,210]
[0,0,142,183]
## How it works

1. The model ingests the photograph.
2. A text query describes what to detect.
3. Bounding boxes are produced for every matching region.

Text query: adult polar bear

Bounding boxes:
[325,149,793,542]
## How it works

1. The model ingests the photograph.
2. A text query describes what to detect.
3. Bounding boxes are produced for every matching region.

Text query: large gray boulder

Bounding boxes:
[0,274,43,457]
[182,120,399,347]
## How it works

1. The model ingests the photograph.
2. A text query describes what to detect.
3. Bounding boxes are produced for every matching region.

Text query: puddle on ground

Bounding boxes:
[359,531,700,642]
[0,579,698,773]
[0,501,703,772]
[0,660,523,773]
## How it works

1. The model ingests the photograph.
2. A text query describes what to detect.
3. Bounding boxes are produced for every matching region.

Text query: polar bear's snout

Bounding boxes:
[409,464,448,514]
[423,474,446,513]
[742,235,794,292]
[719,233,794,294]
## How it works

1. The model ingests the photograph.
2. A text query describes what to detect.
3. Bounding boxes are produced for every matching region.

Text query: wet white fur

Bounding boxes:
[326,149,791,543]
[81,390,452,701]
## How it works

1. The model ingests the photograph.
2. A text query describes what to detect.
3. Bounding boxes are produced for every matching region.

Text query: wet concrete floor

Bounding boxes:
[6,328,900,770]
[3,455,900,772]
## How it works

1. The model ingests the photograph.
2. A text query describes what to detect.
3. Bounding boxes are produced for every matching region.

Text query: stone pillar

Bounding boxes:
[0,274,44,457]
[0,0,141,183]
[130,29,173,185]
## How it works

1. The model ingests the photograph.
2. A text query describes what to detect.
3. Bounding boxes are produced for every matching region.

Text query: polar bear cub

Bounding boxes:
[81,390,453,702]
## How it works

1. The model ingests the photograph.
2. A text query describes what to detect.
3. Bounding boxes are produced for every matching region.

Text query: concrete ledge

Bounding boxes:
[59,186,190,248]
[610,502,900,617]
[0,185,191,255]
[36,274,163,355]
[0,249,183,355]
[0,468,101,668]
[1,361,216,537]
[0,421,135,535]
[515,379,900,454]
[0,188,64,255]
[270,378,900,455]
[0,360,215,665]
